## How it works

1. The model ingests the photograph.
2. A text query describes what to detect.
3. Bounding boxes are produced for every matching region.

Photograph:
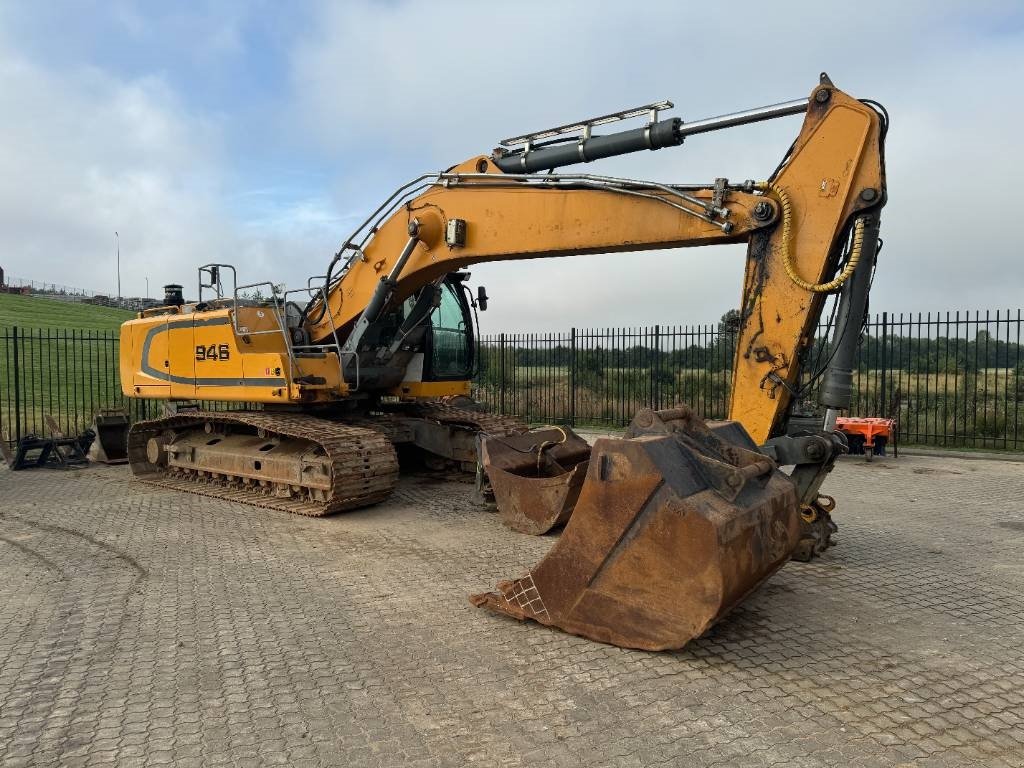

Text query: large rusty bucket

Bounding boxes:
[480,428,591,535]
[471,408,800,651]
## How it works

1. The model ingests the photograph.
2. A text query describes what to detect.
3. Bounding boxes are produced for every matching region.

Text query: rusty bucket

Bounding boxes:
[471,408,800,651]
[480,428,591,535]
[88,409,130,464]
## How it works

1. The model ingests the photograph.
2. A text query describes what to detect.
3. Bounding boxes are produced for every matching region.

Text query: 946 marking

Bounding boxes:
[196,344,230,362]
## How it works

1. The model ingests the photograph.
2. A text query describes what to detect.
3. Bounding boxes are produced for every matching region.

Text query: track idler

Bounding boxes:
[471,407,801,651]
[479,427,591,535]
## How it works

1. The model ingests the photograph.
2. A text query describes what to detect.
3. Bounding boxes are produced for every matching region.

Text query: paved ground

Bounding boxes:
[1,453,1022,768]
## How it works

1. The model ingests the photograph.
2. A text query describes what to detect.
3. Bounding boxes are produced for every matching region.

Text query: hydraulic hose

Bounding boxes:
[756,182,864,293]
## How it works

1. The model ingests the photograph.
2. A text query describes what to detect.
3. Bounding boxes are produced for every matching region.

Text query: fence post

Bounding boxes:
[570,327,577,427]
[653,324,661,411]
[499,332,506,416]
[879,312,888,415]
[12,326,21,442]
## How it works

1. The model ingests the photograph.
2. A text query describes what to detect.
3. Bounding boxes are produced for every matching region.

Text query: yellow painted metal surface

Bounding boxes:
[308,185,764,341]
[387,380,471,399]
[121,308,346,404]
[729,89,884,442]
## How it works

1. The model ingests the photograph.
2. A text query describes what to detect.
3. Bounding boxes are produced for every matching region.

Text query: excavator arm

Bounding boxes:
[306,75,885,444]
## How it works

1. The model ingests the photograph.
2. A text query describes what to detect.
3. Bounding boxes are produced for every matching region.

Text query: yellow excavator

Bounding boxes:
[120,73,887,650]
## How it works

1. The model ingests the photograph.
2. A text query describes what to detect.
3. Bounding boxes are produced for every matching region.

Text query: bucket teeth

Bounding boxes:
[472,409,800,651]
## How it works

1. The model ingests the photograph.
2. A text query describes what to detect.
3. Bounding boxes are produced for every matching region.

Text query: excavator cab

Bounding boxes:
[379,273,480,399]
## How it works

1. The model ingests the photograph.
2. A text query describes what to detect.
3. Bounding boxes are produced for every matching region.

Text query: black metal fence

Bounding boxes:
[2,311,1022,451]
[474,310,1024,451]
[0,327,241,446]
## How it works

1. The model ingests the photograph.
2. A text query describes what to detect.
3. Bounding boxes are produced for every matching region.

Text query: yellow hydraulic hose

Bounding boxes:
[756,182,865,293]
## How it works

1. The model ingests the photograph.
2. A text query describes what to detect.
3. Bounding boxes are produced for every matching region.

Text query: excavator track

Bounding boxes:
[127,411,399,517]
[398,402,528,438]
[127,402,522,517]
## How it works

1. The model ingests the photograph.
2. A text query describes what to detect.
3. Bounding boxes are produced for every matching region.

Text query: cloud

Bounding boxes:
[0,48,219,295]
[290,0,1024,331]
[2,1,1022,333]
[0,6,332,301]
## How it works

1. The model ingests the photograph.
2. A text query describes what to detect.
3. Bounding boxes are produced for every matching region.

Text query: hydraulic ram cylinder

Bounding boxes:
[819,214,881,417]
[493,98,809,174]
[494,120,683,174]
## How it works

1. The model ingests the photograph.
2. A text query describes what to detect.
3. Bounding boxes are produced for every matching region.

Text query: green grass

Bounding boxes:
[0,294,136,438]
[0,292,133,331]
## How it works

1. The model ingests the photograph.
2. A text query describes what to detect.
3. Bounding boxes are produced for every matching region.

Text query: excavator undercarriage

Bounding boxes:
[128,403,528,516]
[128,411,400,516]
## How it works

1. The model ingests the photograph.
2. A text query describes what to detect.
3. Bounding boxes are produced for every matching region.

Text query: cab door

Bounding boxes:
[423,280,474,381]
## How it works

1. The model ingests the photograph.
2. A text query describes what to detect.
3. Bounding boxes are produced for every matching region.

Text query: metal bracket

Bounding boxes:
[754,348,790,399]
[712,177,728,211]
[761,431,847,506]
[760,433,834,466]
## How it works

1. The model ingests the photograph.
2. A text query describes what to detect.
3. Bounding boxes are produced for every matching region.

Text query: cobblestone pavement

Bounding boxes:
[1,453,1022,767]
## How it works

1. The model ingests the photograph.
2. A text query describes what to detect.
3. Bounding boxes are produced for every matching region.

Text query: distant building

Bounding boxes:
[0,266,28,294]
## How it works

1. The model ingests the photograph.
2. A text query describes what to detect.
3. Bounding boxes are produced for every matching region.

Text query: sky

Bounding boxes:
[0,0,1021,332]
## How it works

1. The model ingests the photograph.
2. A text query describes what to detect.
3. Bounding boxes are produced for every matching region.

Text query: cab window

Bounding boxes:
[429,283,471,378]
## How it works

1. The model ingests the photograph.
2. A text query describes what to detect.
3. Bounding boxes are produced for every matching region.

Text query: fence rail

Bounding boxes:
[473,310,1024,451]
[2,310,1022,452]
[1,275,98,297]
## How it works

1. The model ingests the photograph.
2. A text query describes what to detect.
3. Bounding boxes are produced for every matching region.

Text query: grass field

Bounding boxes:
[0,292,133,330]
[0,295,136,439]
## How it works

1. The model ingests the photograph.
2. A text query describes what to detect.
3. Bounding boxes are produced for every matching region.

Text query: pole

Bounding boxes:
[653,325,661,411]
[115,231,121,302]
[570,327,577,427]
[499,333,506,415]
[13,326,21,442]
[880,312,888,416]
[146,276,149,299]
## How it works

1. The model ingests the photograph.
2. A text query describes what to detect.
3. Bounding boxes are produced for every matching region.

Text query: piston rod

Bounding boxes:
[493,97,810,174]
[676,98,810,138]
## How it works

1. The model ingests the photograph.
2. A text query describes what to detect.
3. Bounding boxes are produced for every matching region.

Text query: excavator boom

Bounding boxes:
[300,74,884,443]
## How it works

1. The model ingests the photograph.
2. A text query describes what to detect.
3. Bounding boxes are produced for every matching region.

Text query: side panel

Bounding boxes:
[192,317,244,399]
[122,316,171,398]
[167,318,198,399]
[122,309,296,403]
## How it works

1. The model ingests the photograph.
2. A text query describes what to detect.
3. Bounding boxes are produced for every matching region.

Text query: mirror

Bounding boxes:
[477,286,489,312]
